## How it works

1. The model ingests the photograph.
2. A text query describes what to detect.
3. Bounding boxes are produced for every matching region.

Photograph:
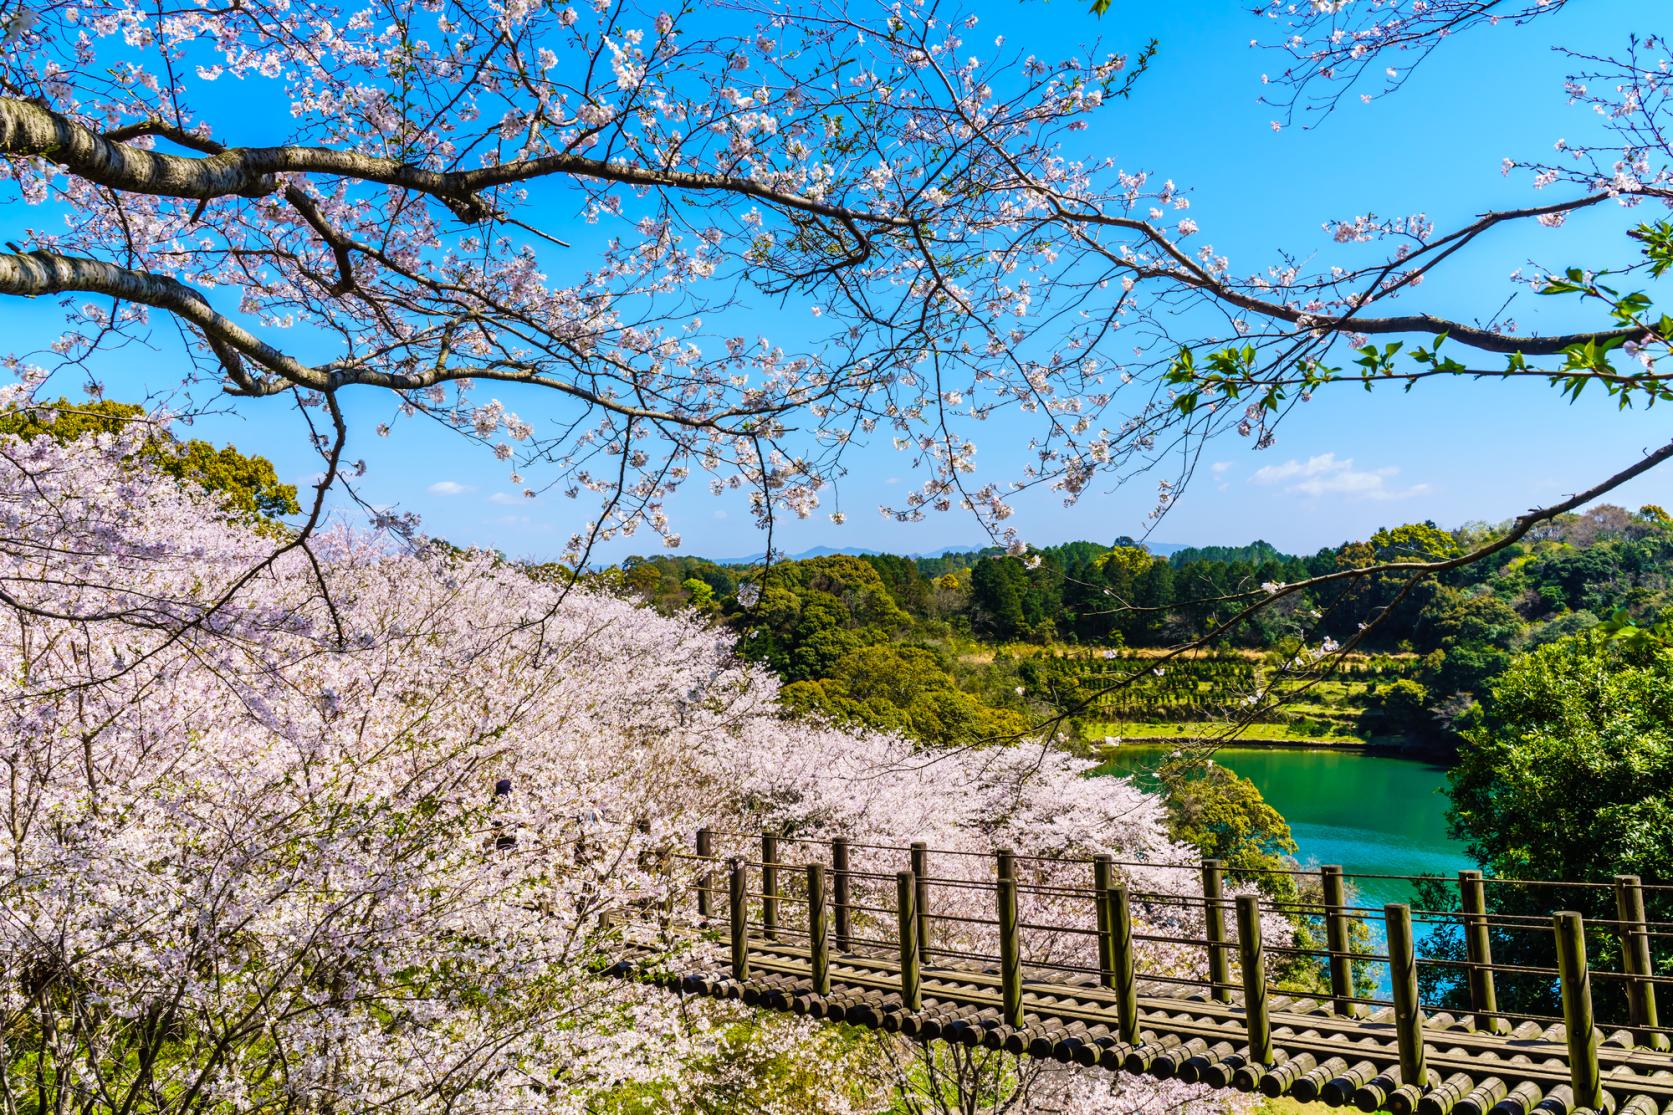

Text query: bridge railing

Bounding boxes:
[670,828,1673,1110]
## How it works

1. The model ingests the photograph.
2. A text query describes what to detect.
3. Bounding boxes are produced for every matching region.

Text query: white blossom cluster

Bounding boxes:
[0,405,1252,1113]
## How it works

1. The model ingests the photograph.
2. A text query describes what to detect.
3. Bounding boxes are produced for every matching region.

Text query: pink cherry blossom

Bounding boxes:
[0,400,1254,1112]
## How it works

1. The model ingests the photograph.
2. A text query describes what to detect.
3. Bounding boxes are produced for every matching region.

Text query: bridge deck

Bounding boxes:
[623,830,1673,1115]
[622,941,1673,1114]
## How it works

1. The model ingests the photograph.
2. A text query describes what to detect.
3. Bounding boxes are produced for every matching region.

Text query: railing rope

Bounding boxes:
[997,848,1023,1028]
[1459,869,1508,1035]
[1615,874,1667,1051]
[1235,894,1272,1066]
[1554,910,1604,1111]
[897,870,921,1011]
[1202,858,1232,1004]
[1320,864,1358,1017]
[730,858,749,981]
[1385,903,1427,1091]
[808,863,830,996]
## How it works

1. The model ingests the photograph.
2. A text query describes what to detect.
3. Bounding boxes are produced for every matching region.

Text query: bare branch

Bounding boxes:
[5,96,915,229]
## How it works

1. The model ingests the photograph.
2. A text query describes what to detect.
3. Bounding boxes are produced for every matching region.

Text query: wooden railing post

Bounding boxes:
[897,870,921,1010]
[996,846,1017,885]
[761,832,780,942]
[1459,869,1507,1034]
[1106,882,1140,1044]
[1320,865,1358,1016]
[1094,854,1115,989]
[729,858,749,980]
[808,863,830,996]
[1554,911,1604,1110]
[1385,904,1427,1090]
[1236,894,1273,1064]
[1202,858,1233,1003]
[696,828,714,919]
[831,837,851,952]
[910,841,931,965]
[1615,874,1667,1050]
[997,848,1023,1028]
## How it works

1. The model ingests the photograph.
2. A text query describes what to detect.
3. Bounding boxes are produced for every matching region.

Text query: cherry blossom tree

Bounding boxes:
[0,401,1256,1112]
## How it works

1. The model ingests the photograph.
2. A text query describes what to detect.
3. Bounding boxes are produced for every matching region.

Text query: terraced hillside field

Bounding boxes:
[1019,648,1419,748]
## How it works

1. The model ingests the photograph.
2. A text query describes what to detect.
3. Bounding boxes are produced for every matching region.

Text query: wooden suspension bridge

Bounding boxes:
[606,829,1673,1115]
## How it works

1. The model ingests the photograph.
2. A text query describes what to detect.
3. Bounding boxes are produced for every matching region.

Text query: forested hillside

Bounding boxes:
[612,505,1673,755]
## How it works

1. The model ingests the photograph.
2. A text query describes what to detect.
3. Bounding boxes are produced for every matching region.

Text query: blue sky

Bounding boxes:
[17,0,1672,561]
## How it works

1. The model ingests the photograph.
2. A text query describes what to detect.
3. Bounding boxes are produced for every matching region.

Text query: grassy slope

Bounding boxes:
[1081,719,1366,747]
[1016,645,1415,750]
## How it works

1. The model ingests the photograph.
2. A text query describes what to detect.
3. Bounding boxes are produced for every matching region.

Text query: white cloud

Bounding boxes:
[428,480,476,496]
[1249,452,1428,502]
[487,491,520,505]
[1210,461,1232,476]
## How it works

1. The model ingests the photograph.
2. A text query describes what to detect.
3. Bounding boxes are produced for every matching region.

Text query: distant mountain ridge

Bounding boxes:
[704,540,1193,564]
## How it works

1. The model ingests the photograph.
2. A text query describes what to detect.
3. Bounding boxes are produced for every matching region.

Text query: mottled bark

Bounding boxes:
[0,251,771,426]
[0,252,315,394]
[0,96,907,228]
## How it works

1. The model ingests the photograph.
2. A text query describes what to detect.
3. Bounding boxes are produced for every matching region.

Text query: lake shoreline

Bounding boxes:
[1096,744,1472,910]
[1088,734,1456,762]
[1097,734,1368,751]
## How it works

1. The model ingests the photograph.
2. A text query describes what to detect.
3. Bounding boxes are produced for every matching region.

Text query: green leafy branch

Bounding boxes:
[1165,221,1673,418]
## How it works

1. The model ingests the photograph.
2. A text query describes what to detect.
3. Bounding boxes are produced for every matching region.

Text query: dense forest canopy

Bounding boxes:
[0,398,301,518]
[1411,632,1673,1021]
[615,503,1673,752]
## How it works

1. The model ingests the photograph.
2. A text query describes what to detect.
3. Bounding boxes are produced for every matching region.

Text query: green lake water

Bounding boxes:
[1104,745,1474,909]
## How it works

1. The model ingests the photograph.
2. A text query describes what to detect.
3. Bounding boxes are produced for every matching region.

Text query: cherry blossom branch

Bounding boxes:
[1257,0,1574,125]
[0,251,796,434]
[1066,192,1639,356]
